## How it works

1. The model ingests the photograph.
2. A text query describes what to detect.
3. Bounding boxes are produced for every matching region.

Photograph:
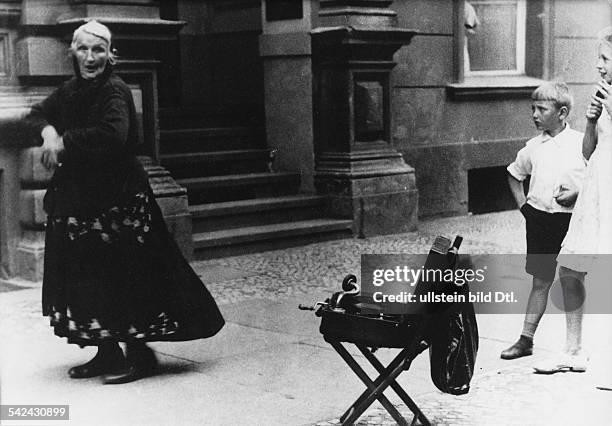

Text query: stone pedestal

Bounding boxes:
[312,16,418,237]
[18,146,52,283]
[138,157,193,260]
[315,143,418,236]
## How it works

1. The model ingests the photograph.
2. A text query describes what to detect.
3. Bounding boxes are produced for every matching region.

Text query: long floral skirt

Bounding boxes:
[42,192,224,347]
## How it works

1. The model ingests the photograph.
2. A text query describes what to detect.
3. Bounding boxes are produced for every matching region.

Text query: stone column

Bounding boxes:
[312,0,418,236]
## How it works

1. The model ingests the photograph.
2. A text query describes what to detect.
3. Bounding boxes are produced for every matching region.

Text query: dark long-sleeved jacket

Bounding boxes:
[27,66,149,217]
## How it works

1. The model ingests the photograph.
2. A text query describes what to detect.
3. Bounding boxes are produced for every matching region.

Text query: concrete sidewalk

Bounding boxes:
[1,211,611,425]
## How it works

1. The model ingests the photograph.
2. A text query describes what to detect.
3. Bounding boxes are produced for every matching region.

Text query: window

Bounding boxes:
[448,0,547,99]
[265,0,303,21]
[465,0,526,76]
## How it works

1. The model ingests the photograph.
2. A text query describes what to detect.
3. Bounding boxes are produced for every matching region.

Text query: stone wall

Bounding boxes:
[391,0,612,217]
[0,94,47,285]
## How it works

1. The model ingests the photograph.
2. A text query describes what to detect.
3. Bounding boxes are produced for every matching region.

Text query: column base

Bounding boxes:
[316,150,418,237]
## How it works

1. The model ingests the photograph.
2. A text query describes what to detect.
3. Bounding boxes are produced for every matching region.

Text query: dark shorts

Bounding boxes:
[521,203,571,282]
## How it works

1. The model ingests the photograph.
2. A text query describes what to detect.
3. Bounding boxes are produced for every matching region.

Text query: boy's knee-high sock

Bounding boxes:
[522,277,553,339]
[521,321,538,340]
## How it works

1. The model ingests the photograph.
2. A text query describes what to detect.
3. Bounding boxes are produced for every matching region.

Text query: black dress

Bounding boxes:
[28,65,224,346]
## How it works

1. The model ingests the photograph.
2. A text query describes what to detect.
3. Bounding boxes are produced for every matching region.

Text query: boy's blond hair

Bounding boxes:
[531,82,573,115]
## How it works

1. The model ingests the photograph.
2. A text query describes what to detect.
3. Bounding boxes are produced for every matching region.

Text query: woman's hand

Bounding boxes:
[40,125,64,170]
[41,136,64,170]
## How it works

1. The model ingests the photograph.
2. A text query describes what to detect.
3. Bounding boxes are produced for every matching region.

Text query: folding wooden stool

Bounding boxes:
[319,308,432,426]
[306,235,466,425]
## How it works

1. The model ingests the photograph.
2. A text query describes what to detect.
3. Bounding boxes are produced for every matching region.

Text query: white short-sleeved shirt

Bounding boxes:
[507,124,586,213]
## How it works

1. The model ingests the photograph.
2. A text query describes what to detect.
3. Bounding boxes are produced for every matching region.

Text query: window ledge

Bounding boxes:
[446,75,547,100]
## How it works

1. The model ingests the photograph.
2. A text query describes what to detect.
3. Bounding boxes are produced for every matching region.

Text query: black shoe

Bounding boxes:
[102,343,157,385]
[102,365,142,385]
[68,344,125,379]
[501,338,533,360]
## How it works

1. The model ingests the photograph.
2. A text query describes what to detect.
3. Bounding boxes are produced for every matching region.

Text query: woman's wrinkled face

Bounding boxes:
[74,32,109,80]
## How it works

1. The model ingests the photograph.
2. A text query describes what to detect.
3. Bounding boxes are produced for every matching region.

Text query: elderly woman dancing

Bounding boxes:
[26,21,224,384]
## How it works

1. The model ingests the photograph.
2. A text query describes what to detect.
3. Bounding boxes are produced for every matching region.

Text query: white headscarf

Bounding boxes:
[70,21,115,65]
[71,20,112,48]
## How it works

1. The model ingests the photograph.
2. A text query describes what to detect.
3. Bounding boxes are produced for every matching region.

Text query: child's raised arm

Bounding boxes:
[583,94,601,160]
[583,82,607,160]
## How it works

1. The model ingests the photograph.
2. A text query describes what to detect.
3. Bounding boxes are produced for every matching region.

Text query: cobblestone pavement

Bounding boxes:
[314,358,611,426]
[2,210,611,425]
[192,211,526,305]
[1,212,524,337]
[189,210,611,425]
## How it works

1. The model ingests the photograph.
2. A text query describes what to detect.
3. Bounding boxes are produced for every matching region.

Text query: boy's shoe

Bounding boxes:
[533,351,588,374]
[501,337,533,360]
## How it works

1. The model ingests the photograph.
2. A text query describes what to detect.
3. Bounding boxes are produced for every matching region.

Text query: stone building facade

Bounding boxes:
[0,0,609,285]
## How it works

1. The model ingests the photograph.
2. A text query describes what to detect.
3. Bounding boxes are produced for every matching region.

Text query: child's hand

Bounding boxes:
[586,97,603,121]
[554,184,578,207]
[586,85,604,121]
[594,80,612,118]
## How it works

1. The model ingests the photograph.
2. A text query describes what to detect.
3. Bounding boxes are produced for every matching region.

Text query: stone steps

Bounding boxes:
[159,105,262,129]
[190,194,328,233]
[160,126,265,153]
[160,149,273,178]
[191,194,326,217]
[192,218,354,259]
[161,149,272,166]
[158,122,354,259]
[176,171,301,205]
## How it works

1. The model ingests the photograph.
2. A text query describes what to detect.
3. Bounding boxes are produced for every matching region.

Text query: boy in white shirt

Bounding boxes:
[501,82,586,361]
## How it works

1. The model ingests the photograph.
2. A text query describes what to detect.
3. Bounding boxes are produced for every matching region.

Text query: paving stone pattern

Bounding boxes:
[2,211,610,425]
[193,211,526,306]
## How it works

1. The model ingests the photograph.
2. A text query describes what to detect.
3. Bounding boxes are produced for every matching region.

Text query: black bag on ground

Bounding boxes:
[427,281,479,395]
[411,237,479,395]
